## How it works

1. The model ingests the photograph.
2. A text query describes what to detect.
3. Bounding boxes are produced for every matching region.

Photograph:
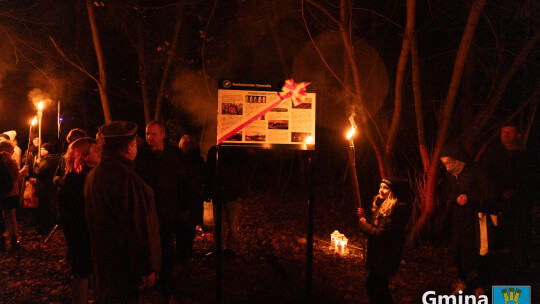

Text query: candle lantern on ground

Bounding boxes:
[339,237,348,255]
[330,230,341,249]
[334,234,342,251]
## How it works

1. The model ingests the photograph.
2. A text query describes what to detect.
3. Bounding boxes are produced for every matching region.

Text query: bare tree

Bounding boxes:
[415,0,486,231]
[86,0,112,123]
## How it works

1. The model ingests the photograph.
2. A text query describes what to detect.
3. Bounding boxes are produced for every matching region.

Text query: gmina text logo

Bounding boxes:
[422,290,488,304]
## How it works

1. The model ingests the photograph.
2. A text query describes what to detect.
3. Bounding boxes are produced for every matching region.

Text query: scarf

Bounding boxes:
[449,160,465,177]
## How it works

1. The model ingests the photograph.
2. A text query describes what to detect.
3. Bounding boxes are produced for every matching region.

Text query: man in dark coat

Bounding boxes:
[135,120,187,298]
[440,145,494,295]
[177,135,205,262]
[85,121,161,303]
[478,124,539,282]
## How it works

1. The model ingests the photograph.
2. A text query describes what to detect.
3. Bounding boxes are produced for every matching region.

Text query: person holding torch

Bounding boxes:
[357,177,412,304]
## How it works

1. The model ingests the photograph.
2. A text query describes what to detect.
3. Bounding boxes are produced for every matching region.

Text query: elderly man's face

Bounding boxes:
[146,123,165,151]
[501,126,520,147]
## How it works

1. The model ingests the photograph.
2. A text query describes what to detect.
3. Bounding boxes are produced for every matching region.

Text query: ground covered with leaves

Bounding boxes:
[1,192,539,303]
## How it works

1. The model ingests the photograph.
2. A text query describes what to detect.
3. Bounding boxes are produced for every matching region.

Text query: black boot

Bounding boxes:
[0,236,6,252]
[10,235,20,252]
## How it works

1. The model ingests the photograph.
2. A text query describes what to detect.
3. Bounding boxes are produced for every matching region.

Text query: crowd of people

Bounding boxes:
[0,121,538,304]
[0,121,247,304]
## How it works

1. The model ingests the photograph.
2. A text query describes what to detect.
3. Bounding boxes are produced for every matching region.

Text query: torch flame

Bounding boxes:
[31,117,38,126]
[305,136,313,144]
[37,101,44,111]
[346,126,355,140]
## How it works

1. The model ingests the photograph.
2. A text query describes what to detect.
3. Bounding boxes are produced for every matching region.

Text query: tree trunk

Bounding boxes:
[415,0,486,232]
[385,0,415,155]
[154,1,185,121]
[86,0,112,123]
[135,7,152,125]
[411,33,429,171]
[267,0,289,78]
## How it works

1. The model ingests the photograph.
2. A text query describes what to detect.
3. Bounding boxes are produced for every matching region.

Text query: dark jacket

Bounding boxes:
[359,198,411,277]
[479,143,539,210]
[0,154,13,199]
[22,145,38,177]
[205,146,247,202]
[444,163,495,261]
[34,153,60,199]
[59,166,92,225]
[135,143,187,223]
[182,147,206,226]
[52,153,66,187]
[58,166,93,276]
[85,152,161,298]
[1,152,20,197]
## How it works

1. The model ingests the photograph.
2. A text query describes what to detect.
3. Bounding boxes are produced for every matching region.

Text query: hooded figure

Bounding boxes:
[440,144,495,294]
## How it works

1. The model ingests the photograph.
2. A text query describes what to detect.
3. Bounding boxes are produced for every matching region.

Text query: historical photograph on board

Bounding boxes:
[245,131,266,142]
[268,120,289,130]
[245,95,267,103]
[222,103,244,115]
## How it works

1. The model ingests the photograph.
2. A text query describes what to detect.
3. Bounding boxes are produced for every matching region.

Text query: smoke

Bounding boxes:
[27,88,54,109]
[170,68,217,153]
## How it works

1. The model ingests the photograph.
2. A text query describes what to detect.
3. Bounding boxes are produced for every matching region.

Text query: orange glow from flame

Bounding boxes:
[346,126,355,140]
[31,117,37,126]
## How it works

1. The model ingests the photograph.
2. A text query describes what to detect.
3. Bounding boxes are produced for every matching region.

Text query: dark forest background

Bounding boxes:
[1,0,539,232]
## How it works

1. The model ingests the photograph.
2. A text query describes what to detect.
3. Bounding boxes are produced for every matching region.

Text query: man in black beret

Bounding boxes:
[85,121,161,303]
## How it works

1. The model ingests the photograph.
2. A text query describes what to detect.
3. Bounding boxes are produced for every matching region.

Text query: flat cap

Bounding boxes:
[99,121,138,139]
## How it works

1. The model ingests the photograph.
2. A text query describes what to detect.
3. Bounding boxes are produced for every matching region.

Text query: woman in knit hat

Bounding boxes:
[357,177,412,304]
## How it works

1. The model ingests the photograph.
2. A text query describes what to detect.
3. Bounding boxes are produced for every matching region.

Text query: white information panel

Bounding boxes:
[217,79,316,149]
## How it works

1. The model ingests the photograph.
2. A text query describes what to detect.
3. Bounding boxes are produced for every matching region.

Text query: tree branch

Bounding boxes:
[49,36,100,85]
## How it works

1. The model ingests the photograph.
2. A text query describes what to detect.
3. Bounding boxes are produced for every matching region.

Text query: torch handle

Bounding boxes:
[348,141,362,209]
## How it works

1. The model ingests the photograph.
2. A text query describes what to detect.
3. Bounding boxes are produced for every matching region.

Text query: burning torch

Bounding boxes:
[27,117,37,165]
[37,101,44,159]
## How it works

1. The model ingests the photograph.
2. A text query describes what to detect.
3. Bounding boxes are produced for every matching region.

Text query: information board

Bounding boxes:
[217,79,316,149]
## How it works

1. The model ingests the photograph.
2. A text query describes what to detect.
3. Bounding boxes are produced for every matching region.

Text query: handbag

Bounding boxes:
[23,181,39,208]
[203,200,214,229]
